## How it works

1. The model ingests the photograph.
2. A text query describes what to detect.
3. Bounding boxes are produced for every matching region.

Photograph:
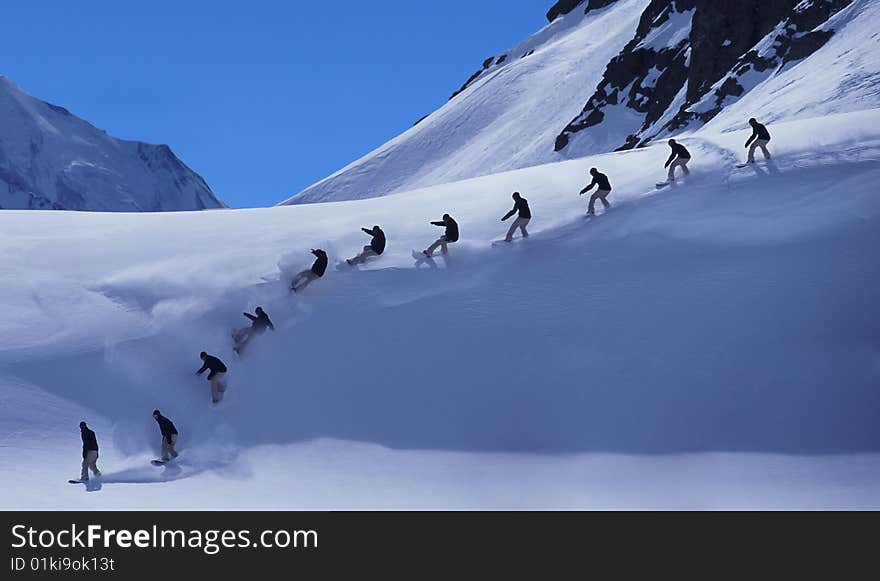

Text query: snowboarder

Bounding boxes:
[423,214,459,256]
[664,139,691,182]
[501,192,531,241]
[579,168,612,216]
[745,118,772,163]
[233,307,275,354]
[79,421,101,481]
[196,351,228,404]
[152,410,178,462]
[346,226,386,266]
[290,249,329,292]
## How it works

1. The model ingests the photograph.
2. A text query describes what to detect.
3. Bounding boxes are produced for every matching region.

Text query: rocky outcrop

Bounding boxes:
[547,0,619,22]
[554,0,854,152]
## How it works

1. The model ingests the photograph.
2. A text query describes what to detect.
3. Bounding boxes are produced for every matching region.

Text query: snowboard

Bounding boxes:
[655,181,673,189]
[492,235,531,246]
[151,459,168,466]
[68,479,85,484]
[735,163,752,168]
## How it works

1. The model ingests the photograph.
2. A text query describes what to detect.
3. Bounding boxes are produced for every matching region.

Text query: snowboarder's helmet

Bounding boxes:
[373,225,381,232]
[79,421,87,428]
[200,351,207,359]
[668,139,676,145]
[749,117,757,124]
[152,409,161,417]
[512,191,520,199]
[590,167,598,175]
[256,307,264,314]
[442,214,450,220]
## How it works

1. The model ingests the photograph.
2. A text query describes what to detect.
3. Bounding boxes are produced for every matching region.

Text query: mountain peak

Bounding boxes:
[0,77,226,212]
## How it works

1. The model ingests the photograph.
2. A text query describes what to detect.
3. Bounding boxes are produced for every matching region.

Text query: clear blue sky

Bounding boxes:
[1,1,546,207]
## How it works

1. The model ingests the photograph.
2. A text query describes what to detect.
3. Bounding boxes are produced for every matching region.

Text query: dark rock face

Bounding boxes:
[554,0,854,152]
[664,0,853,133]
[547,0,619,22]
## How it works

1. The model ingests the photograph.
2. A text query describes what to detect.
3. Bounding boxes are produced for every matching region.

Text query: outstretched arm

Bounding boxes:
[664,152,676,168]
[579,178,598,195]
[430,221,444,227]
[267,319,275,331]
[196,362,208,375]
[243,313,257,322]
[361,227,373,236]
[501,206,516,221]
[745,130,757,147]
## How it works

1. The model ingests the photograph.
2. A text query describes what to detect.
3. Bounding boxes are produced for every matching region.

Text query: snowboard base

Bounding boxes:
[151,460,167,466]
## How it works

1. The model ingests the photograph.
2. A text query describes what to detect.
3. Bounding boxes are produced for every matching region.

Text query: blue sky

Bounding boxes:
[1,1,545,207]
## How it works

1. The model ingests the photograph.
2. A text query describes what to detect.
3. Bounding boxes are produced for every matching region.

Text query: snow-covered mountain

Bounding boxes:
[282,0,879,205]
[0,76,225,211]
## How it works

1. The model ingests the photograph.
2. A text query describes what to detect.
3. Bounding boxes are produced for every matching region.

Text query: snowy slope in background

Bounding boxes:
[0,76,225,211]
[696,0,880,133]
[281,0,650,204]
[282,0,879,206]
[2,111,879,509]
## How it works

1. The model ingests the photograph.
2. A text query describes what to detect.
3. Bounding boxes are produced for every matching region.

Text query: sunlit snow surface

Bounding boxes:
[2,111,879,509]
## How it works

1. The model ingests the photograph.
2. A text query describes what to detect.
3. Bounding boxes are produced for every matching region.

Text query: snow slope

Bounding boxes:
[282,0,650,204]
[695,0,880,134]
[1,110,879,509]
[282,0,879,206]
[0,76,225,211]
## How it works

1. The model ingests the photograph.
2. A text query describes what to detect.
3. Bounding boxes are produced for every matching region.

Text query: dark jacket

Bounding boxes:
[244,311,274,334]
[581,172,612,193]
[431,216,459,242]
[81,427,98,458]
[502,197,531,221]
[746,122,771,145]
[197,355,227,380]
[155,415,178,441]
[311,250,328,277]
[665,143,691,167]
[362,227,386,255]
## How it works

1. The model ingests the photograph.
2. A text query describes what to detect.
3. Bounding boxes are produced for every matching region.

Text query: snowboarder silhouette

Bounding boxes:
[664,139,691,182]
[423,214,459,256]
[152,410,179,462]
[346,226,386,266]
[78,421,101,482]
[501,192,531,241]
[291,249,328,292]
[579,168,612,216]
[196,352,228,404]
[745,118,772,163]
[233,307,274,354]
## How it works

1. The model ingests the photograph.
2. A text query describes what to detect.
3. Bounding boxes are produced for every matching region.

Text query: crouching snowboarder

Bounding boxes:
[664,139,691,182]
[233,306,274,354]
[196,352,228,404]
[745,117,772,163]
[79,421,101,481]
[423,214,459,256]
[346,226,386,266]
[579,168,612,216]
[501,192,531,242]
[152,410,178,463]
[291,249,328,292]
